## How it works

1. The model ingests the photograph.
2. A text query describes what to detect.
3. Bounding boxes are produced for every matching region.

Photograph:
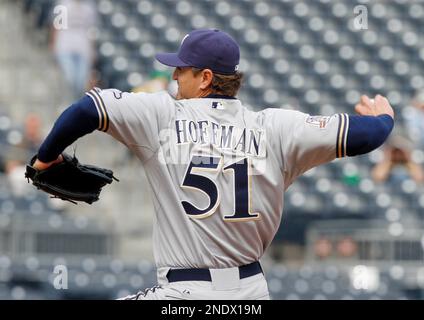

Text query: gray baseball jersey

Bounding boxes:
[86,88,348,270]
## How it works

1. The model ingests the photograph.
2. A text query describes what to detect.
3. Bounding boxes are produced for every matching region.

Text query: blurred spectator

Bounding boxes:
[4,160,31,197]
[1,115,67,207]
[314,237,333,260]
[114,70,176,166]
[4,113,44,163]
[405,89,424,149]
[341,164,361,187]
[49,0,98,99]
[336,237,357,258]
[371,136,424,184]
[20,113,42,156]
[0,113,12,173]
[0,113,42,195]
[133,70,177,97]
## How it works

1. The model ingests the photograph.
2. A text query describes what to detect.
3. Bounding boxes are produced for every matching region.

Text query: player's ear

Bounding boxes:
[200,69,213,89]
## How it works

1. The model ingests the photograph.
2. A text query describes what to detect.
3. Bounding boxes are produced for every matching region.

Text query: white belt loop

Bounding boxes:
[209,267,240,290]
[157,267,171,286]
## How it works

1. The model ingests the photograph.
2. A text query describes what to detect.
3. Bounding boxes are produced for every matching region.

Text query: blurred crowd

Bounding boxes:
[46,0,177,100]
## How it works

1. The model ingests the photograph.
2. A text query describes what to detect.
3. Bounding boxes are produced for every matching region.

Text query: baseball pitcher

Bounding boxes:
[32,29,394,300]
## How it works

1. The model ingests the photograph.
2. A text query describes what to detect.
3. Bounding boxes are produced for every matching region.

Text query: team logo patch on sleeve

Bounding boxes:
[305,116,331,129]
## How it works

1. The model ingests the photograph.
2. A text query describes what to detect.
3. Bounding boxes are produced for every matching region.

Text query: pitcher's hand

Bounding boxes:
[355,94,394,119]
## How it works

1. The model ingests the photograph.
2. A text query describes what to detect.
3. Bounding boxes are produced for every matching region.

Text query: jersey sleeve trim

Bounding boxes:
[345,114,394,157]
[336,113,349,158]
[86,88,109,132]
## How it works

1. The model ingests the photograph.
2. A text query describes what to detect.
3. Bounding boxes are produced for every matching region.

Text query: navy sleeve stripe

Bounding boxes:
[345,114,394,157]
[86,89,109,132]
[336,113,349,158]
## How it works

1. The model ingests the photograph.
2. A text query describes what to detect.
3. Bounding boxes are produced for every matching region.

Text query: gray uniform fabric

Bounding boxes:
[86,88,348,273]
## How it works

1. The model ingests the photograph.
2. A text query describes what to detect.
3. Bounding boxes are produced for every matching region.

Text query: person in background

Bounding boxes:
[49,0,98,99]
[132,70,177,97]
[4,159,30,197]
[3,114,43,197]
[372,135,424,184]
[20,113,43,156]
[314,237,333,260]
[405,89,424,149]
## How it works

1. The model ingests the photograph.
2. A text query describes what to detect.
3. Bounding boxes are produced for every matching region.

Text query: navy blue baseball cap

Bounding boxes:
[155,29,240,75]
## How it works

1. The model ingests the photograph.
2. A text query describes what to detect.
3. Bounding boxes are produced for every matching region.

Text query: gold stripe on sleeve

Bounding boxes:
[337,114,346,158]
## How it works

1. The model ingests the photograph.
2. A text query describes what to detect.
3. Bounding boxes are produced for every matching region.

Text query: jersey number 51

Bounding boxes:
[181,155,260,222]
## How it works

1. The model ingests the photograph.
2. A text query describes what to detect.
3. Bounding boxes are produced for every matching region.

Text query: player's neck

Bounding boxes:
[197,88,213,98]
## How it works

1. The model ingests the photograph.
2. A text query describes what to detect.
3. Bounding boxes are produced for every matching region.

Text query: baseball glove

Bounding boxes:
[25,153,118,204]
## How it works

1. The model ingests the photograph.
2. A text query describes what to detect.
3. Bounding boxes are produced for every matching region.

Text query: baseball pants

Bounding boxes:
[119,262,270,300]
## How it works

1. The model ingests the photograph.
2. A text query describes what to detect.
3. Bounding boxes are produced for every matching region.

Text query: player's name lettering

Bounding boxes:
[175,120,266,157]
[161,304,195,317]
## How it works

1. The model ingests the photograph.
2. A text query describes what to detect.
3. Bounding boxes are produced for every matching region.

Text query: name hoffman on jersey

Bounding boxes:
[174,120,266,157]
